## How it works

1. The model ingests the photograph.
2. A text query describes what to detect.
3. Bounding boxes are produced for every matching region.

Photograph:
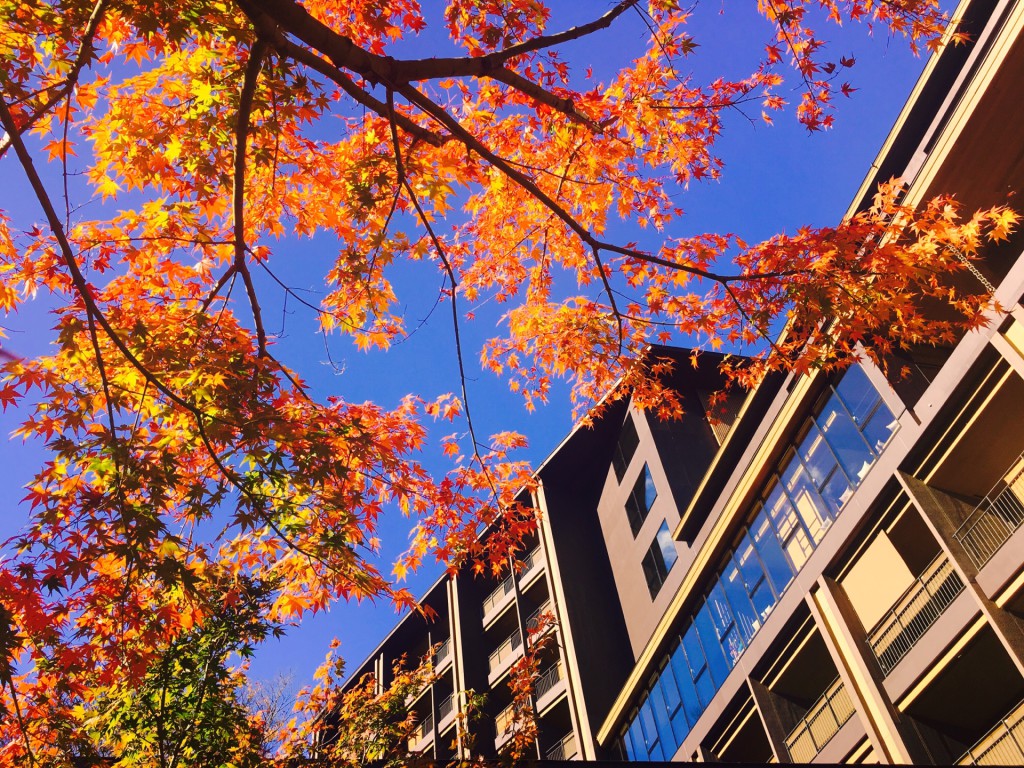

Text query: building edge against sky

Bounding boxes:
[332,0,1024,761]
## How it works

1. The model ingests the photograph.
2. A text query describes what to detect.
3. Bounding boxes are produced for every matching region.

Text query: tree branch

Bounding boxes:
[241,0,638,85]
[232,39,270,358]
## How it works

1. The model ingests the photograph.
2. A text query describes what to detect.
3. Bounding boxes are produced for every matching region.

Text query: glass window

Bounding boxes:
[642,522,678,599]
[750,509,795,598]
[815,395,870,482]
[670,640,703,729]
[693,603,730,687]
[707,582,743,664]
[861,399,898,458]
[834,364,879,426]
[612,414,640,482]
[781,455,831,544]
[764,481,813,571]
[627,717,646,761]
[723,552,761,642]
[648,679,676,755]
[639,699,664,760]
[626,464,658,536]
[658,657,682,717]
[796,422,847,515]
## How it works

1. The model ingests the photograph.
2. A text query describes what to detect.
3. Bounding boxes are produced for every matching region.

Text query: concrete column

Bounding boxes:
[447,578,466,760]
[747,678,795,763]
[808,576,932,764]
[899,472,1024,678]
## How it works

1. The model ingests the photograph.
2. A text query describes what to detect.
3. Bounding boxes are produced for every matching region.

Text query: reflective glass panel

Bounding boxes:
[781,456,831,544]
[816,396,871,482]
[750,509,795,595]
[670,641,703,728]
[732,540,775,630]
[861,399,898,457]
[694,603,730,687]
[722,559,758,644]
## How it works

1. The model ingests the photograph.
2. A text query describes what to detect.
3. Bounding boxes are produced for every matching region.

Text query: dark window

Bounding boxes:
[642,522,678,598]
[612,414,640,481]
[626,464,658,535]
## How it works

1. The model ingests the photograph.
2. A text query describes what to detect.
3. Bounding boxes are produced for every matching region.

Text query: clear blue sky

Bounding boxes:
[0,0,933,696]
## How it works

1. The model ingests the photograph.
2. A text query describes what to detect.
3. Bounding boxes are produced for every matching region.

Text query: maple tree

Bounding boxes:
[0,0,1018,765]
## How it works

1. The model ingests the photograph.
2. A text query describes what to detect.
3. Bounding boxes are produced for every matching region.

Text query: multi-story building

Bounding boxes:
[338,0,1024,761]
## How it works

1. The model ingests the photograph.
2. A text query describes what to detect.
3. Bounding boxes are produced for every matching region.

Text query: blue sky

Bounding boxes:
[0,0,934,695]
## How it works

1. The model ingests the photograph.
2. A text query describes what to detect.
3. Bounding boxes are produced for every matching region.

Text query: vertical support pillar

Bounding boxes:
[808,576,932,764]
[900,472,1024,679]
[747,678,795,763]
[447,578,466,760]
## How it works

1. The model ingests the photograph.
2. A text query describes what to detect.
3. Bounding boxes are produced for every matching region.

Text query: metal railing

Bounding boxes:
[437,693,455,724]
[959,700,1024,765]
[546,731,578,761]
[535,661,564,701]
[784,678,855,762]
[411,710,434,744]
[481,547,543,619]
[488,627,523,676]
[495,702,516,737]
[526,600,553,632]
[482,575,515,618]
[435,637,451,666]
[867,553,965,674]
[953,453,1024,569]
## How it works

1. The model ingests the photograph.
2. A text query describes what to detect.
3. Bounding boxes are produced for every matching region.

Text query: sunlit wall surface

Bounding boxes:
[620,367,897,761]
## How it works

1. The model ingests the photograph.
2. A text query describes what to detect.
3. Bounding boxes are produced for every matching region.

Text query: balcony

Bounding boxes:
[535,660,565,708]
[525,600,554,633]
[957,699,1024,765]
[546,730,578,761]
[784,678,856,762]
[409,693,457,751]
[482,574,515,621]
[867,553,966,674]
[495,701,516,744]
[481,547,543,624]
[434,637,452,670]
[488,627,524,680]
[953,453,1024,569]
[410,710,434,750]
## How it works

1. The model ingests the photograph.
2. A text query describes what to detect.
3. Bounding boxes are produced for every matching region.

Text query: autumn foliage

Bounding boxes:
[0,0,1018,764]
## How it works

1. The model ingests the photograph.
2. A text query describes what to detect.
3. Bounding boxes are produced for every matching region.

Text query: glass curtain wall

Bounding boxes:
[620,367,897,761]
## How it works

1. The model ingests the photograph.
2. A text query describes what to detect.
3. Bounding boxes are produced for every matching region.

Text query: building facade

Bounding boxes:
[339,0,1024,761]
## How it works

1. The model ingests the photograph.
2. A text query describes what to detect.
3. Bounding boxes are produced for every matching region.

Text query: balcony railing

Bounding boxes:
[437,692,455,724]
[526,600,553,632]
[488,627,523,676]
[953,453,1024,569]
[435,637,451,667]
[411,710,434,745]
[784,678,855,762]
[958,699,1024,765]
[495,702,516,738]
[867,553,965,674]
[481,547,543,620]
[482,575,515,618]
[546,731,578,761]
[535,661,564,701]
